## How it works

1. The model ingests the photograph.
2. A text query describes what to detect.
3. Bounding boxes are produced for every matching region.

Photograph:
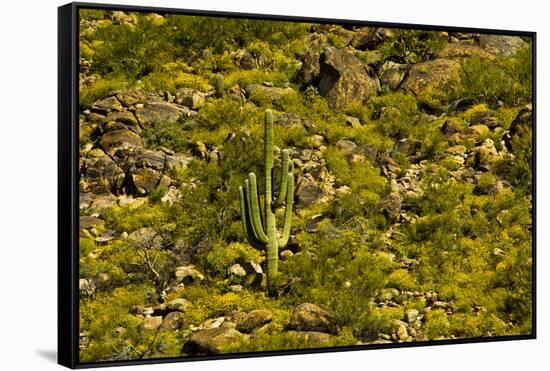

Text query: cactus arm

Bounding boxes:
[247,173,269,244]
[274,149,289,208]
[278,173,294,248]
[239,186,265,250]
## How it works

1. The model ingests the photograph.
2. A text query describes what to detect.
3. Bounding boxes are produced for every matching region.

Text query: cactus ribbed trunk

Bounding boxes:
[264,110,279,297]
[238,110,294,298]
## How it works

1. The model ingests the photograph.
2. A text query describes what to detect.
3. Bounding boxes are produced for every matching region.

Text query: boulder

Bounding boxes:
[378,193,403,222]
[82,155,125,194]
[167,298,193,313]
[296,49,322,85]
[295,175,326,207]
[175,265,205,284]
[79,278,96,297]
[288,303,337,334]
[160,311,185,331]
[184,327,246,355]
[478,35,528,57]
[350,27,394,50]
[175,88,205,110]
[394,139,423,156]
[274,113,306,129]
[130,167,171,196]
[141,316,163,331]
[401,59,461,96]
[318,46,380,108]
[92,96,124,114]
[236,310,273,333]
[79,215,105,231]
[227,262,263,287]
[135,101,193,127]
[464,124,490,139]
[99,129,143,155]
[378,61,408,90]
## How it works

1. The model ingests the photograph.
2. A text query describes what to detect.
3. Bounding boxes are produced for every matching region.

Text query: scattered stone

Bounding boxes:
[478,35,528,57]
[378,193,403,222]
[99,129,143,155]
[141,316,163,331]
[345,115,362,128]
[175,88,205,110]
[184,327,247,355]
[288,303,337,334]
[378,61,408,90]
[394,139,422,156]
[280,249,294,260]
[160,311,185,331]
[167,298,193,313]
[79,278,96,297]
[237,310,273,333]
[405,309,420,324]
[175,265,205,284]
[135,101,193,127]
[318,46,380,108]
[401,59,461,96]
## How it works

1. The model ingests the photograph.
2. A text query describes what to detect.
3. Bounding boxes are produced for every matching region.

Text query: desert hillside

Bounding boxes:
[77,9,533,362]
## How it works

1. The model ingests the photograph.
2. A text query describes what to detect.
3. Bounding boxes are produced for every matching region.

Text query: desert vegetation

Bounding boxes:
[78,9,533,362]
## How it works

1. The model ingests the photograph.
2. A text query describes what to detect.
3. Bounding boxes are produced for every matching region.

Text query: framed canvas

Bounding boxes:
[58,2,536,368]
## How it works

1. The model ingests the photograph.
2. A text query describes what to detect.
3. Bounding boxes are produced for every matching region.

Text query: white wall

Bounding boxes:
[0,0,545,369]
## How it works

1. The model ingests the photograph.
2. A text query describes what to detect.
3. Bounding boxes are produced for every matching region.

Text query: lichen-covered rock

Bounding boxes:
[288,303,337,334]
[141,316,163,331]
[236,309,273,333]
[184,327,247,354]
[318,46,380,108]
[175,265,205,284]
[99,129,143,155]
[135,101,193,127]
[401,59,461,96]
[378,61,408,90]
[478,35,528,57]
[81,155,126,194]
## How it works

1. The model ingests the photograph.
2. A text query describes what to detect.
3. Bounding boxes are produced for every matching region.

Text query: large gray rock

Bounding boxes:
[99,129,143,155]
[478,35,528,57]
[236,310,273,333]
[401,59,461,96]
[160,311,185,331]
[295,175,326,207]
[378,61,408,90]
[135,101,193,127]
[184,327,246,354]
[81,155,125,194]
[175,88,205,110]
[318,47,380,108]
[288,303,338,334]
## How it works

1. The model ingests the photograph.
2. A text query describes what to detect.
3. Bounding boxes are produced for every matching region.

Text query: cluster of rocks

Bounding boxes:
[368,288,457,344]
[184,303,337,355]
[295,25,527,108]
[79,89,203,213]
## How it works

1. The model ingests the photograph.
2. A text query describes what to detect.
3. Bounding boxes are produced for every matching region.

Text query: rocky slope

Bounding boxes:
[77,10,533,362]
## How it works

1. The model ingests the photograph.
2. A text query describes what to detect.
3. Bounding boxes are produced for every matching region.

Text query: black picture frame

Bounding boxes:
[58,2,537,368]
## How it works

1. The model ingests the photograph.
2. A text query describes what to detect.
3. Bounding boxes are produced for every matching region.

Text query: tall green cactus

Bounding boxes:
[239,110,294,297]
[214,74,224,98]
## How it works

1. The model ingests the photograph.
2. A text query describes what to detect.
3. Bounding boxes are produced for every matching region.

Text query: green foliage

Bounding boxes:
[206,242,262,276]
[380,30,447,64]
[79,9,533,362]
[454,44,533,107]
[424,309,451,339]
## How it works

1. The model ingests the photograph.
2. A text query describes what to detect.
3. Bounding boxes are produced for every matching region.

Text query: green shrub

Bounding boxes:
[379,30,447,64]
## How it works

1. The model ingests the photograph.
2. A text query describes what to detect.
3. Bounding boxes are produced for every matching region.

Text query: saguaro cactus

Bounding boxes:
[239,110,294,297]
[214,74,224,98]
